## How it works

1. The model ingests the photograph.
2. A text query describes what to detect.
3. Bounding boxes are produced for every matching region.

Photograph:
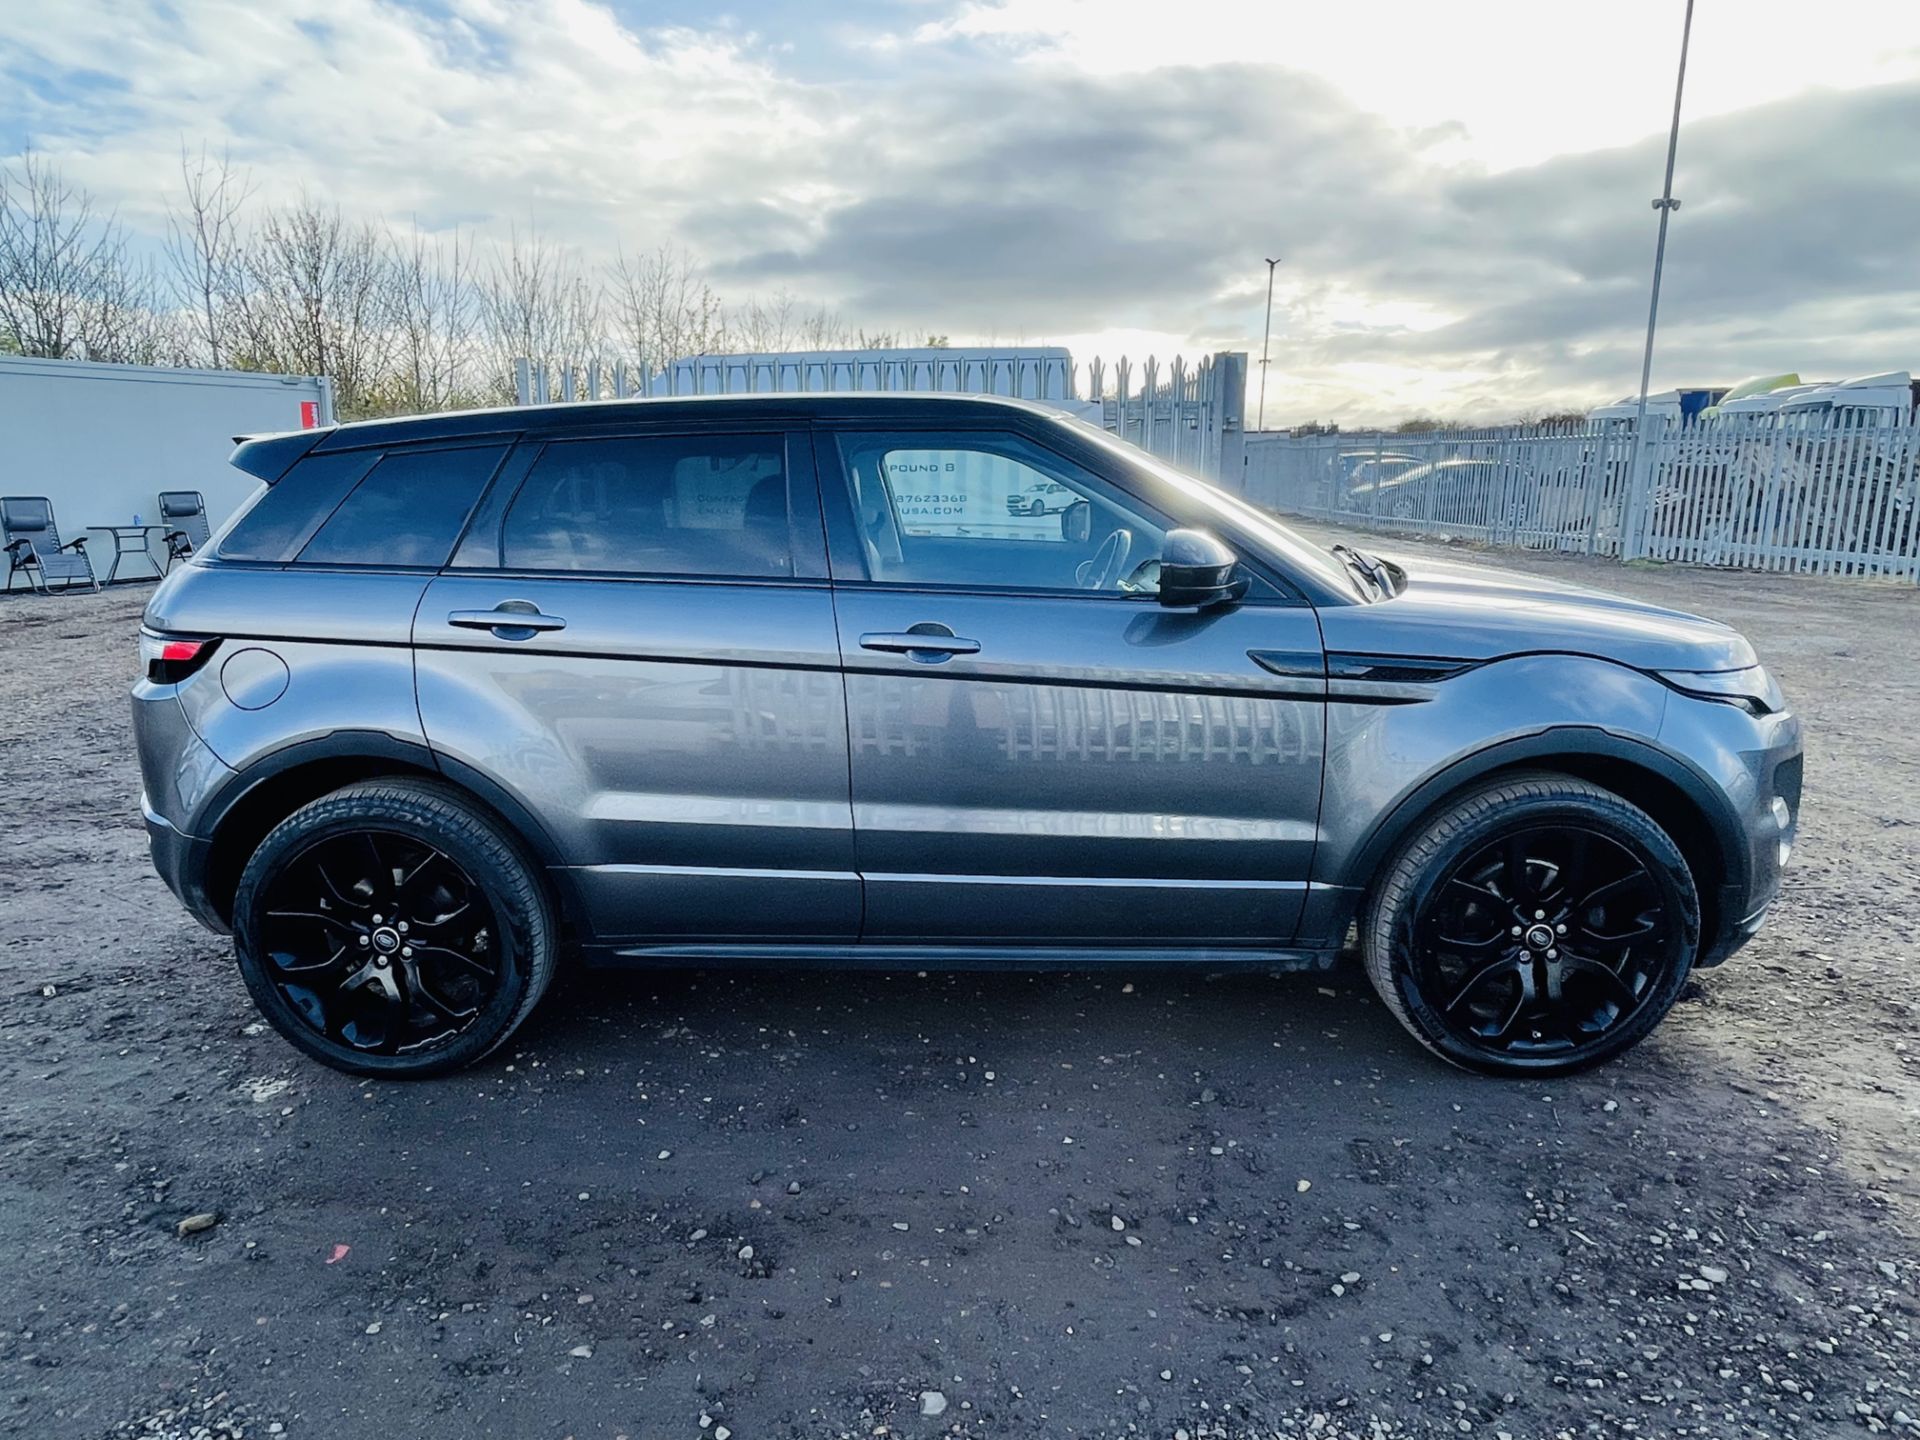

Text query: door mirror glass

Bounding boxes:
[1060,499,1091,544]
[1157,529,1247,609]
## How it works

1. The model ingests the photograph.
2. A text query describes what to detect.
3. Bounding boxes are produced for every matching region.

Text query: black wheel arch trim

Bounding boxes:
[187,729,587,934]
[1313,726,1749,946]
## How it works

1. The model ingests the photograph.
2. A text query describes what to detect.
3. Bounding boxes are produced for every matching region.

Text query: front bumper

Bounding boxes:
[1685,706,1803,968]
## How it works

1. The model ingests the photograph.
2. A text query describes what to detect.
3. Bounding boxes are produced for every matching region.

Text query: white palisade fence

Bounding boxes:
[1245,409,1920,580]
[514,348,1248,483]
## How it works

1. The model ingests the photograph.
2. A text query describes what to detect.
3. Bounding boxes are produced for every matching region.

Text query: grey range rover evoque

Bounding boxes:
[132,394,1803,1079]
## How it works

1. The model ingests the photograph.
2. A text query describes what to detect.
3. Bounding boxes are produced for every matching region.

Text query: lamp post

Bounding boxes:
[1622,0,1695,559]
[1257,256,1281,432]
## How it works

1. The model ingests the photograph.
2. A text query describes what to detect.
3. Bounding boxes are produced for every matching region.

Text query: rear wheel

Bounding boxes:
[1362,774,1699,1076]
[233,779,556,1078]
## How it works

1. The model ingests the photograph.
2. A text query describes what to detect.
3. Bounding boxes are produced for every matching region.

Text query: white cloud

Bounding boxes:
[912,0,1920,168]
[2,0,837,243]
[2,0,1917,424]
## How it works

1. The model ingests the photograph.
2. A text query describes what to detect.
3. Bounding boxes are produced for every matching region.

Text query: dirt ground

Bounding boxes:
[2,532,1917,1440]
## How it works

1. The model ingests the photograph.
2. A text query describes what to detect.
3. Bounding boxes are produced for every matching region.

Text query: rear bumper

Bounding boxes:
[132,680,236,935]
[142,793,227,934]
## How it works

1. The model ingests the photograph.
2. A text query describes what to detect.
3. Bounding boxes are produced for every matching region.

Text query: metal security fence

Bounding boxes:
[514,348,1247,483]
[1086,352,1245,485]
[1244,412,1920,580]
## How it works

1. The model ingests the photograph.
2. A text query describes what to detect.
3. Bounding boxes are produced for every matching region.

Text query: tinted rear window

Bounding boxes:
[296,445,506,568]
[215,451,376,563]
[499,434,791,577]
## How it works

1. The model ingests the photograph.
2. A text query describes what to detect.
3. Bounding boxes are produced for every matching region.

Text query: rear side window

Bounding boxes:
[215,451,376,563]
[500,434,791,577]
[296,445,505,567]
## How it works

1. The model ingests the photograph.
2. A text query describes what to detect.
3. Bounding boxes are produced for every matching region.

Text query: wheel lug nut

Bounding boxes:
[374,956,389,968]
[401,946,412,958]
[358,935,369,946]
[1511,925,1523,936]
[1556,923,1567,934]
[397,921,409,934]
[372,914,384,925]
[1547,948,1558,959]
[1533,909,1545,920]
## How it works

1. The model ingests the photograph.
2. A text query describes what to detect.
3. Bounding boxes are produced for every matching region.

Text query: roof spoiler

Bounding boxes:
[231,429,325,483]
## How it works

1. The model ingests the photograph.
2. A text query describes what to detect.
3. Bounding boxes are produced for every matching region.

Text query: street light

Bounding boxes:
[1257,256,1281,432]
[1622,0,1696,558]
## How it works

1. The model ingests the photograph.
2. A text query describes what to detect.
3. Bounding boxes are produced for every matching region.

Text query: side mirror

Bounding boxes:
[1061,499,1091,544]
[1157,528,1247,609]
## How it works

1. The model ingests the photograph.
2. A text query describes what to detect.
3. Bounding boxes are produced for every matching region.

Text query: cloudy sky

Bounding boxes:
[4,0,1919,423]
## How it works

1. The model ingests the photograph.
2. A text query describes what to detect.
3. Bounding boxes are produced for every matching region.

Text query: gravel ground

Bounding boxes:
[1,535,1917,1440]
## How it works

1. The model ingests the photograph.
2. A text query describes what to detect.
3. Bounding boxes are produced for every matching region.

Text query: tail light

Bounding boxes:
[139,630,220,684]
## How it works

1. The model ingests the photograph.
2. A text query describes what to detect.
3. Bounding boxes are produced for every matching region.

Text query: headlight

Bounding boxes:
[1653,664,1785,715]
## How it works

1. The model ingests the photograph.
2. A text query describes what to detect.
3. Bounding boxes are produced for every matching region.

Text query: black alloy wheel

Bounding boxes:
[234,779,556,1078]
[255,829,500,1056]
[1413,825,1668,1055]
[1364,774,1700,1075]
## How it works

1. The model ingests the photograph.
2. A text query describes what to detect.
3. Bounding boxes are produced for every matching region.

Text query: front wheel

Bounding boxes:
[1362,774,1699,1076]
[233,779,557,1078]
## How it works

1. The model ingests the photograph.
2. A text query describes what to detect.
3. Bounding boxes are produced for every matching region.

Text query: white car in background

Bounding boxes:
[1006,480,1075,516]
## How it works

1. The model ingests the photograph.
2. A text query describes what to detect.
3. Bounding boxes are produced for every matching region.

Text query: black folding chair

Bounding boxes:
[158,490,211,571]
[2,496,99,595]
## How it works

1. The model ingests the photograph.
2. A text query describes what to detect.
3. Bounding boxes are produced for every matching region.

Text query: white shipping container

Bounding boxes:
[0,355,331,581]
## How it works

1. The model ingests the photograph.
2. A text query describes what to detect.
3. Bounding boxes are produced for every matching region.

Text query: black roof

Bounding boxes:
[233,393,1078,481]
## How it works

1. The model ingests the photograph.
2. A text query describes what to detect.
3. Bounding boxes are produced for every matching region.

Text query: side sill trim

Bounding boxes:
[865,872,1307,891]
[592,943,1341,972]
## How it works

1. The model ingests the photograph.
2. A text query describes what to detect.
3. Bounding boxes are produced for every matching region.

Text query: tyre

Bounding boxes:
[1361,773,1700,1076]
[1029,499,1045,516]
[232,779,557,1078]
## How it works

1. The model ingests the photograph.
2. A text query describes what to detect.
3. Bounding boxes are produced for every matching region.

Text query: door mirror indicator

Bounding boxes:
[1061,499,1091,544]
[1157,529,1248,609]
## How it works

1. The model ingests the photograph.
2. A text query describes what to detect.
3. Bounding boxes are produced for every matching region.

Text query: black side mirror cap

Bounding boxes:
[1157,528,1248,609]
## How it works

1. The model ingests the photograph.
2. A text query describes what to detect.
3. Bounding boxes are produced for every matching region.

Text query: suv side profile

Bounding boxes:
[133,395,1802,1079]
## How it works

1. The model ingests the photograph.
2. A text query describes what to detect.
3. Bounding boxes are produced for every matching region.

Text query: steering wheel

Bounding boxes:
[1079,527,1134,591]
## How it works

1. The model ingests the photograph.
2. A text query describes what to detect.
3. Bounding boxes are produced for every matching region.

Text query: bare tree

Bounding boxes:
[480,227,603,402]
[80,249,188,365]
[730,285,852,353]
[227,196,395,416]
[164,144,252,368]
[607,241,727,381]
[5,149,921,413]
[376,225,482,413]
[0,151,162,361]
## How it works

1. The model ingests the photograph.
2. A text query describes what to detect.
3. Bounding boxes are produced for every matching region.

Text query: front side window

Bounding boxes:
[834,431,1168,594]
[501,434,792,577]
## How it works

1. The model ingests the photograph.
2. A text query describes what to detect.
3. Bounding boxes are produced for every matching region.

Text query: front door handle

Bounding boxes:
[859,624,981,660]
[448,603,567,638]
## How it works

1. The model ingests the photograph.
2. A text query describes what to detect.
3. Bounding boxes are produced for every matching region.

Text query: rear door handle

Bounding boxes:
[448,604,567,637]
[859,626,981,658]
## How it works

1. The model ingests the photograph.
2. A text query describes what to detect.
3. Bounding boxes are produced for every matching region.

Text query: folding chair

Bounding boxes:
[2,496,99,595]
[158,490,211,571]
